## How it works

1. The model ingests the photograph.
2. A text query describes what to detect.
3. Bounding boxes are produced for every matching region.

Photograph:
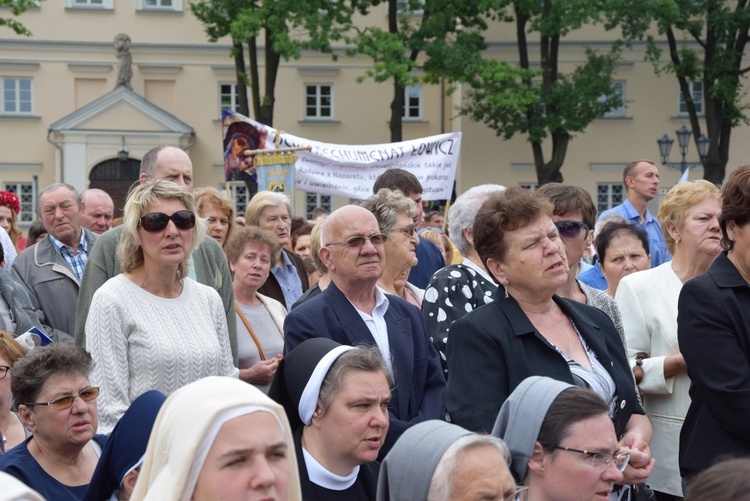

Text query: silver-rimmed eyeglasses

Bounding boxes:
[549,446,630,472]
[326,233,388,248]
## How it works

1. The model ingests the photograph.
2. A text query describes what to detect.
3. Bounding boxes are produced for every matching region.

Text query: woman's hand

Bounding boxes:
[663,353,687,378]
[239,355,281,385]
[618,429,655,484]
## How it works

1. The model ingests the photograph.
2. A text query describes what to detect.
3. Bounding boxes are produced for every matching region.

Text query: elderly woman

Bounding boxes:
[0,332,32,454]
[377,420,516,501]
[245,191,309,310]
[360,189,423,305]
[615,180,721,499]
[269,338,390,500]
[0,243,45,337]
[225,226,286,393]
[494,376,634,501]
[194,186,234,249]
[86,180,237,433]
[445,187,653,486]
[536,183,626,347]
[0,344,107,500]
[597,221,651,298]
[422,184,504,375]
[677,166,750,488]
[0,191,25,252]
[130,376,301,501]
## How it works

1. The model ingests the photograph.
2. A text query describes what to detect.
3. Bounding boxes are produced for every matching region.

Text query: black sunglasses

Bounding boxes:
[139,210,196,232]
[554,221,590,239]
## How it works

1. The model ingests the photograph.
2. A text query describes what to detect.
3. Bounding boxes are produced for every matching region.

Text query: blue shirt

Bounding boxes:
[271,250,303,311]
[48,231,89,281]
[598,199,671,267]
[578,262,608,291]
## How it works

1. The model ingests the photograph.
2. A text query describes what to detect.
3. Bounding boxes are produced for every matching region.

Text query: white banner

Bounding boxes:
[227,113,461,201]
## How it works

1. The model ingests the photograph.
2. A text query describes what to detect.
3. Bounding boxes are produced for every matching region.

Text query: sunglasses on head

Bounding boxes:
[554,221,590,239]
[139,210,196,232]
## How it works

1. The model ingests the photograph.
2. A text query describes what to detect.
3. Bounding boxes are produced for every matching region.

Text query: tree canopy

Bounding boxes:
[1,0,42,36]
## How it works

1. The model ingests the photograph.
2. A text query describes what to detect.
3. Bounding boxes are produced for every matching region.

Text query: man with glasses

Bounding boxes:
[73,145,237,363]
[283,204,445,457]
[11,184,98,344]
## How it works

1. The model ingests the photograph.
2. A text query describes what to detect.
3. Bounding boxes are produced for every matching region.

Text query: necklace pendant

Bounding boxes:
[2,434,6,443]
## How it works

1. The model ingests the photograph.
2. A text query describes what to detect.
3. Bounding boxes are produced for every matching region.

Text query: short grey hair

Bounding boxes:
[594,213,627,238]
[359,188,416,235]
[448,184,505,256]
[38,183,81,213]
[140,145,171,177]
[427,434,512,501]
[244,191,292,227]
[118,180,206,278]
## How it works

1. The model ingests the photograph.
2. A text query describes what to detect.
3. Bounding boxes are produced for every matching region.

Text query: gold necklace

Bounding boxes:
[560,310,573,356]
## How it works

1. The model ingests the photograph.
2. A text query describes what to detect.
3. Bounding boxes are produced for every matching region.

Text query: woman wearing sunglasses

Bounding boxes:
[85,180,237,433]
[494,376,629,501]
[361,189,424,306]
[444,188,654,489]
[0,344,107,501]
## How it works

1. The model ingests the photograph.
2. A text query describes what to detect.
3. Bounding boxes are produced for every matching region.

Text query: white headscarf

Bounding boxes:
[130,376,301,501]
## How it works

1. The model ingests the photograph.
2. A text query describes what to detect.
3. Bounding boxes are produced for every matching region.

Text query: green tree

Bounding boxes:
[191,0,357,125]
[643,0,750,185]
[346,0,490,142]
[1,0,42,36]
[454,0,623,185]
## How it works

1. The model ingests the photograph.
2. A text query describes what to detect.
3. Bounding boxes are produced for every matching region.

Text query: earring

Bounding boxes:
[503,285,509,299]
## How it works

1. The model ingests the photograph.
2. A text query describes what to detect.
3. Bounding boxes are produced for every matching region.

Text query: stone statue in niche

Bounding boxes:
[114,33,132,89]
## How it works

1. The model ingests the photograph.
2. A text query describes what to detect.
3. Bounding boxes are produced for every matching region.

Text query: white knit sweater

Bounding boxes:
[86,275,238,433]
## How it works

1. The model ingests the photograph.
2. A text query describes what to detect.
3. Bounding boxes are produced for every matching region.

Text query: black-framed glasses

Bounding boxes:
[326,233,388,248]
[548,446,630,472]
[22,386,100,411]
[139,210,196,232]
[554,221,590,239]
[390,224,417,237]
[0,365,10,380]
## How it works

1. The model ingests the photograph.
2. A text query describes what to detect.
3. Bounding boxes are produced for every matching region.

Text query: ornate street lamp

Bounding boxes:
[117,136,129,163]
[657,125,709,172]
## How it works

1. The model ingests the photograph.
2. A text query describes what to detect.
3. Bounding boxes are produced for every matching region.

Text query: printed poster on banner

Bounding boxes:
[221,111,461,201]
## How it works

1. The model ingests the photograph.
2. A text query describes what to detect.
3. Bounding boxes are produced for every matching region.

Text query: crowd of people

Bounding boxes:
[0,151,748,501]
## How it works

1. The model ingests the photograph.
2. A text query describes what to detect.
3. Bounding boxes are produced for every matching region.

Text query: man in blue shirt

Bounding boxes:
[598,160,671,267]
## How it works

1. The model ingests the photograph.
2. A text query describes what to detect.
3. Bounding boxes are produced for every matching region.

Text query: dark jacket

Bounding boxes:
[259,248,309,306]
[678,252,750,476]
[445,293,643,434]
[283,281,446,457]
[408,237,445,289]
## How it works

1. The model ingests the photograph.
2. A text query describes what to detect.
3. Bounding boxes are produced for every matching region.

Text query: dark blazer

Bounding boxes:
[283,281,446,456]
[294,429,379,500]
[678,252,750,476]
[409,236,445,289]
[258,248,309,306]
[445,293,643,434]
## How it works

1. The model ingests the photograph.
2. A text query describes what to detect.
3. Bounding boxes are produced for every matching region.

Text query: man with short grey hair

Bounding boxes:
[74,145,238,362]
[80,188,115,234]
[11,183,99,343]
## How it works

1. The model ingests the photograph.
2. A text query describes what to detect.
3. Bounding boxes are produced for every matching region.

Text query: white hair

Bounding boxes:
[448,184,505,256]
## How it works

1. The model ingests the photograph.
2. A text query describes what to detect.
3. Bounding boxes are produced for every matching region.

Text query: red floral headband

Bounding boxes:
[0,191,20,215]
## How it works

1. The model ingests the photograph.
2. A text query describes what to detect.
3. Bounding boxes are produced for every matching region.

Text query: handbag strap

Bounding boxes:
[234,302,266,361]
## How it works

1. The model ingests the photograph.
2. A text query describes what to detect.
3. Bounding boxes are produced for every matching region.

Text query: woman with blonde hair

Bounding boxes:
[86,180,237,433]
[194,186,235,249]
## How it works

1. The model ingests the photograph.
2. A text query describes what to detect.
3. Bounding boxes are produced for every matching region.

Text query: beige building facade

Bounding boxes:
[1,2,748,226]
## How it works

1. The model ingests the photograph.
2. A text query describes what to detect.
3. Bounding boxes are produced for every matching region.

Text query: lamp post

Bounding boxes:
[117,136,129,163]
[656,125,709,173]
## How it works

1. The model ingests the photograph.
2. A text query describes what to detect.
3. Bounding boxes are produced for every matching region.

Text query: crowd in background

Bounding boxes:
[0,151,748,501]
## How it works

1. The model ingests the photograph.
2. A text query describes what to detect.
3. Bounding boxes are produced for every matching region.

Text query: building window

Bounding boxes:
[305,84,333,119]
[66,0,114,8]
[403,85,422,119]
[679,81,703,116]
[601,81,625,118]
[136,0,183,11]
[222,183,249,218]
[596,183,624,213]
[3,182,35,224]
[219,83,239,115]
[2,78,33,115]
[305,192,332,220]
[519,182,538,192]
[394,0,424,14]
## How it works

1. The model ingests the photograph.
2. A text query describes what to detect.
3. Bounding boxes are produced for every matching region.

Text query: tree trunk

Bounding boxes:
[390,78,405,142]
[232,41,250,117]
[536,131,568,185]
[259,28,281,127]
[248,36,261,120]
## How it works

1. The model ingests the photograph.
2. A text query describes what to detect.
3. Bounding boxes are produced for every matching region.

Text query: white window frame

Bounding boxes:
[402,85,422,120]
[596,182,624,213]
[304,84,333,120]
[305,192,332,220]
[66,0,113,9]
[3,182,35,225]
[221,183,249,218]
[601,81,625,118]
[1,77,33,115]
[393,0,424,15]
[136,0,183,12]
[219,82,240,116]
[679,81,703,116]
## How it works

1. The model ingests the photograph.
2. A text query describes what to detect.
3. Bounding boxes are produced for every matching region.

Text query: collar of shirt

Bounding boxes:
[461,257,498,285]
[622,199,655,224]
[271,249,295,275]
[49,230,88,256]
